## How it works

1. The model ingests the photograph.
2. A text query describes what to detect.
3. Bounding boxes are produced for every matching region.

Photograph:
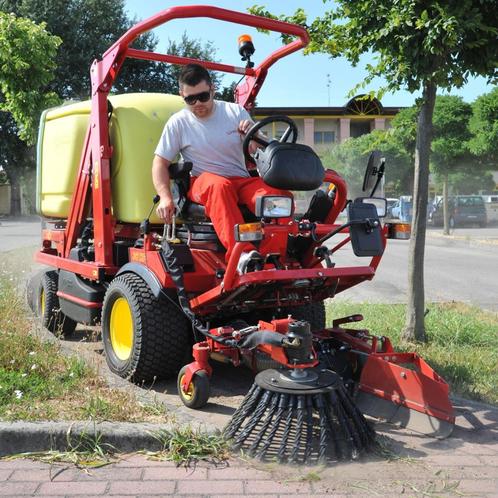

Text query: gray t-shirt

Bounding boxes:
[155,100,251,178]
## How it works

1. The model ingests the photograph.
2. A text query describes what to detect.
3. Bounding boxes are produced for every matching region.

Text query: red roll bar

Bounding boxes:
[36,5,310,273]
[98,5,310,110]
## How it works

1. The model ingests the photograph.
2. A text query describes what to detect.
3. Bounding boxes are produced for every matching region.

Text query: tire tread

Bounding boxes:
[102,273,191,382]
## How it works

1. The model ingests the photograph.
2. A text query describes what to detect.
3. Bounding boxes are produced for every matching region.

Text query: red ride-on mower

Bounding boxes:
[33,5,454,464]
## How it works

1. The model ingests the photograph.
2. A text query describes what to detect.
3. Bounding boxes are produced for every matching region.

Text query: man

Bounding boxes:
[152,63,291,273]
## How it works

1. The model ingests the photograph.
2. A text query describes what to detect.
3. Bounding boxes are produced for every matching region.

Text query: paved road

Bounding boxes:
[0,217,42,252]
[1,397,497,497]
[332,227,498,311]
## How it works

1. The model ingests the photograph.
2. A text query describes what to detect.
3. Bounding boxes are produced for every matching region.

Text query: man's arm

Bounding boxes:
[152,154,175,223]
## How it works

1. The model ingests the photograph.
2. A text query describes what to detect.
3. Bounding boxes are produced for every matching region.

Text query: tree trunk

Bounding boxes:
[442,172,449,235]
[2,161,22,216]
[402,81,437,343]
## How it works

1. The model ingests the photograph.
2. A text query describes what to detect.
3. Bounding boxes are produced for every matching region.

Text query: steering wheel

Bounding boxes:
[242,115,298,164]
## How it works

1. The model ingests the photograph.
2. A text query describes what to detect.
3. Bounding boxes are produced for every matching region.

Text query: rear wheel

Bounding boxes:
[38,271,77,337]
[101,273,191,383]
[177,366,210,409]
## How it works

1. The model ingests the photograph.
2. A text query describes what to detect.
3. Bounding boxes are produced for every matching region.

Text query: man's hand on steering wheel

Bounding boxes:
[238,119,262,154]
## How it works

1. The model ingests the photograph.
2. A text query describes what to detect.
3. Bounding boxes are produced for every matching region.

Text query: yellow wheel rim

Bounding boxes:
[40,289,46,314]
[109,297,134,361]
[179,374,195,401]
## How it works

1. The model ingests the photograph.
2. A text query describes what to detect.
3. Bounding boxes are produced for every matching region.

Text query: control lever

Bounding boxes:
[332,314,364,327]
[163,213,181,244]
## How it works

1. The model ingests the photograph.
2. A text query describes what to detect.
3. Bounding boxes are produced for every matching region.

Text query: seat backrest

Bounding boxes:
[254,142,325,191]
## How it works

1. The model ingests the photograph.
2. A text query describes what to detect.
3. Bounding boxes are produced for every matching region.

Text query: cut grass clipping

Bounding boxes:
[328,301,498,405]
[0,276,167,422]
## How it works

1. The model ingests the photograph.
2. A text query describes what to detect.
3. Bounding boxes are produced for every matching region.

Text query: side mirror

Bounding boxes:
[347,198,384,257]
[362,150,385,196]
[357,197,387,217]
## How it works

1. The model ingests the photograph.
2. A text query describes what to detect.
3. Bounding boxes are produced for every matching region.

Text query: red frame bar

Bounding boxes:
[35,251,117,280]
[190,265,375,311]
[57,291,102,309]
[103,5,309,73]
[126,48,256,77]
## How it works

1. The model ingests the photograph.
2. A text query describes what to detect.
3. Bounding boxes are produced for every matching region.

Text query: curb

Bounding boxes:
[0,421,201,457]
[426,229,498,247]
[1,396,496,458]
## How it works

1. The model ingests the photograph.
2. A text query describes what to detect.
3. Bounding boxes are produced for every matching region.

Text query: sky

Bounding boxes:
[124,0,495,108]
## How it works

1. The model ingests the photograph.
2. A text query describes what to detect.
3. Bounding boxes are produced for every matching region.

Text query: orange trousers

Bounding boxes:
[188,172,292,261]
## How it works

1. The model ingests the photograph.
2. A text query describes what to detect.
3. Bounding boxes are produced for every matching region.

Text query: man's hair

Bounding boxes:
[178,64,212,88]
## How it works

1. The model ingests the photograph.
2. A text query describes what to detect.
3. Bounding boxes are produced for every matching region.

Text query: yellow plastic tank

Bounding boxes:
[37,93,184,223]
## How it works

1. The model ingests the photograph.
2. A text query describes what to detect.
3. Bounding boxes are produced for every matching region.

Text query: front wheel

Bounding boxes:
[177,365,210,409]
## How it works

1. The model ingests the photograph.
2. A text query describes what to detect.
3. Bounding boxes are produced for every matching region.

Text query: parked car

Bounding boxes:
[428,195,487,228]
[482,195,498,224]
[386,198,398,218]
[391,196,412,222]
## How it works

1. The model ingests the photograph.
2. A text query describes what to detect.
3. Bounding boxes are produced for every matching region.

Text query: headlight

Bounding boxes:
[255,196,293,218]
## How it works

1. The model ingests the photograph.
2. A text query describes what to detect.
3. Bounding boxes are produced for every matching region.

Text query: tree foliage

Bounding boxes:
[0,0,157,99]
[445,169,495,194]
[250,0,497,342]
[0,12,60,143]
[468,86,498,161]
[322,130,412,198]
[250,2,497,94]
[431,96,472,174]
[0,0,230,98]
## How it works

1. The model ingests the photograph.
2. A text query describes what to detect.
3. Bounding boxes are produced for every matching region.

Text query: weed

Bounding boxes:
[349,481,383,495]
[393,476,463,496]
[0,274,169,423]
[297,471,322,482]
[145,426,230,466]
[372,434,419,464]
[3,424,116,469]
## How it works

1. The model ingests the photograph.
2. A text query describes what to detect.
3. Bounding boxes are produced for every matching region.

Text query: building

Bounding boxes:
[255,95,401,155]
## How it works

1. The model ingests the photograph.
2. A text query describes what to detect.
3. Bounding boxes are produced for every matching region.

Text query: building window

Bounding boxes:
[314,131,335,144]
[350,121,371,138]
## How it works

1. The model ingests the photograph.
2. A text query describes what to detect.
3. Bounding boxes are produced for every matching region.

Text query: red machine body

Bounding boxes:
[34,5,454,437]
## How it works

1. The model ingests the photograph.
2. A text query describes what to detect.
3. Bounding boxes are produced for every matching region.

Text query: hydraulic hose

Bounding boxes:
[160,240,237,346]
[160,239,288,351]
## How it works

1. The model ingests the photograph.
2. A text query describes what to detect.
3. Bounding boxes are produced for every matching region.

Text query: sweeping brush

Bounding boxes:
[224,367,375,464]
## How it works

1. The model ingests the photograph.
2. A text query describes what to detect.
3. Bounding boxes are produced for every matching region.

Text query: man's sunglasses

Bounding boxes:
[183,91,211,105]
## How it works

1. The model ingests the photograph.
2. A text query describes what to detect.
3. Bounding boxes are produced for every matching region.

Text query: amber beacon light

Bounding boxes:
[238,34,255,67]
